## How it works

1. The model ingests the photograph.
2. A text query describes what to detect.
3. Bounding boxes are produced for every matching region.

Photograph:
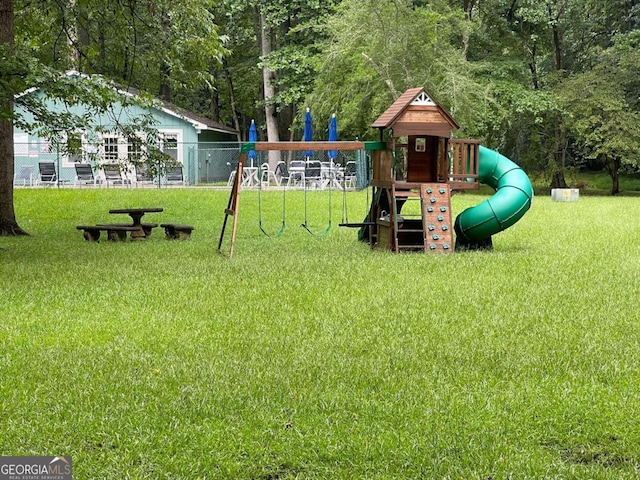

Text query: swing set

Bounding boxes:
[220,86,531,257]
[218,140,384,257]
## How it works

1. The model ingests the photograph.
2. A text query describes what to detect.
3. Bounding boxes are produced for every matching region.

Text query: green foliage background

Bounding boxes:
[4,0,640,191]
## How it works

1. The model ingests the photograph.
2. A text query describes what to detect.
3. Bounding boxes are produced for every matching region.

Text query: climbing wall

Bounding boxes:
[421,183,454,253]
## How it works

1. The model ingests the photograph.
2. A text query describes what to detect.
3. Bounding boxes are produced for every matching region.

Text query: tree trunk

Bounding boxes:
[158,10,171,102]
[66,0,79,69]
[222,59,241,142]
[547,1,568,190]
[548,116,567,189]
[159,63,171,102]
[550,170,567,189]
[0,0,27,235]
[209,71,221,122]
[609,157,621,195]
[548,2,564,72]
[528,43,540,90]
[259,4,279,168]
[461,0,477,60]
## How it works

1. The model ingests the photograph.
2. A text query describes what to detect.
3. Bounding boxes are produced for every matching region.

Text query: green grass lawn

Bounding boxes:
[2,187,640,479]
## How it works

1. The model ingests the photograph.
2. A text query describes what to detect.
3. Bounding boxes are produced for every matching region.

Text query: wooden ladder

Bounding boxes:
[391,184,425,253]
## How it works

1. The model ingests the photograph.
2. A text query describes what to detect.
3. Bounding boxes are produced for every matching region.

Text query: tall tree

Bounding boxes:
[259,3,279,145]
[0,0,23,235]
[557,32,640,194]
[1,0,227,236]
[308,0,480,140]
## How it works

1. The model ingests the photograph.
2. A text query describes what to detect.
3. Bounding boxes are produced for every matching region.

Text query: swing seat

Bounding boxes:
[339,222,376,228]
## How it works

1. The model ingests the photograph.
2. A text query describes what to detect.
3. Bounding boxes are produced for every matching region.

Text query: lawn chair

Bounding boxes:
[74,163,99,187]
[101,164,127,187]
[260,162,279,186]
[304,160,322,189]
[343,161,356,189]
[287,160,305,188]
[135,164,155,187]
[165,165,185,186]
[38,162,57,186]
[14,165,35,186]
[274,161,289,186]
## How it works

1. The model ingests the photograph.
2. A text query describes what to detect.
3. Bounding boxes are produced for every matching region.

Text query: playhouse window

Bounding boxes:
[415,137,426,152]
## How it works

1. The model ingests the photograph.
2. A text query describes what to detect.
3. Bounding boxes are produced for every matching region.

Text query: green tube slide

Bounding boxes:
[454,146,533,248]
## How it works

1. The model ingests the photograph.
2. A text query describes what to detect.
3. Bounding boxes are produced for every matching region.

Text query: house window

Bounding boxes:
[59,131,89,167]
[161,133,179,161]
[104,136,119,163]
[14,133,28,156]
[128,140,143,164]
[67,132,83,163]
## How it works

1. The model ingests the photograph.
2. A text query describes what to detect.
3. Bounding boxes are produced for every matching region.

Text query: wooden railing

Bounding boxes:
[448,139,481,190]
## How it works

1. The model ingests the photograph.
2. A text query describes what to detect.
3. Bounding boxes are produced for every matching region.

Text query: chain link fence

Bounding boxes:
[12,140,370,189]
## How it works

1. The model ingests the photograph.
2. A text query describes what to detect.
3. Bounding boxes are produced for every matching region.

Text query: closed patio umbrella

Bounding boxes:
[247,119,258,167]
[248,119,257,167]
[303,108,313,159]
[328,113,337,161]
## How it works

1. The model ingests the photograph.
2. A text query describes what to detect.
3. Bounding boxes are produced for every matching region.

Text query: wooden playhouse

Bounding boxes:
[365,87,481,253]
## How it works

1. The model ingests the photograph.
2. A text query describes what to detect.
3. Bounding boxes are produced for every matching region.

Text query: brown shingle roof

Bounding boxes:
[371,88,424,129]
[371,87,459,131]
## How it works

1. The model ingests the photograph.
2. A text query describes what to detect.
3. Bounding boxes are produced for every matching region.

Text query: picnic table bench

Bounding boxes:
[100,222,159,238]
[77,207,194,242]
[108,207,163,239]
[161,223,194,240]
[76,224,140,242]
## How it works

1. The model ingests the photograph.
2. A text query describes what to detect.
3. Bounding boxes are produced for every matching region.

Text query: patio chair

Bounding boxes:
[38,162,57,186]
[101,163,127,187]
[304,160,322,189]
[135,164,155,187]
[14,165,35,186]
[286,160,305,188]
[165,165,185,186]
[343,161,356,189]
[74,163,99,187]
[274,161,289,186]
[260,162,279,186]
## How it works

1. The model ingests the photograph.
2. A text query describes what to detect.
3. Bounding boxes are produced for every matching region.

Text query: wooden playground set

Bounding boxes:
[219,87,533,257]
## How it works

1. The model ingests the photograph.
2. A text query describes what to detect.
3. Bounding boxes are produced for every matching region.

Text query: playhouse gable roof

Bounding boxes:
[371,87,459,137]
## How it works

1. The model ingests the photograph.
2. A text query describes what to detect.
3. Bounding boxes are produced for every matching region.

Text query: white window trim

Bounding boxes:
[100,134,122,164]
[158,129,183,165]
[14,132,28,156]
[59,131,88,167]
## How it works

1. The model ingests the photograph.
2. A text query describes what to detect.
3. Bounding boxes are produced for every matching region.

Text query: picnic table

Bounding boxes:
[108,207,163,239]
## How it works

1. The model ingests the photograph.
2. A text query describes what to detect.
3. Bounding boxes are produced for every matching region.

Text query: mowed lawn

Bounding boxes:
[2,187,640,479]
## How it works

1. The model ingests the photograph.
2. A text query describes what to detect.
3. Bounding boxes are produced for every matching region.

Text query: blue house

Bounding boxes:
[13,73,239,186]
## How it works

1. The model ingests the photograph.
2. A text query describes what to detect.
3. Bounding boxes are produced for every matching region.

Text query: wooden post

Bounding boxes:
[218,154,245,257]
